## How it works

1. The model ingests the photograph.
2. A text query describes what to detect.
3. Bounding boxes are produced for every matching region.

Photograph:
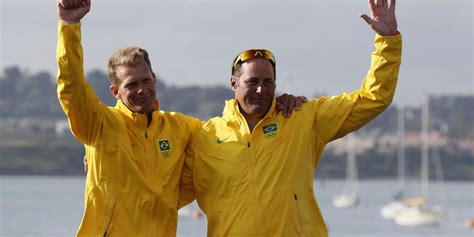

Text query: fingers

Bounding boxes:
[58,0,86,9]
[295,97,303,111]
[57,0,91,22]
[389,0,396,12]
[369,0,376,9]
[280,94,291,117]
[275,93,287,114]
[276,94,306,117]
[63,0,76,9]
[275,93,291,117]
[360,14,375,27]
[368,0,376,16]
[295,96,308,111]
[276,101,285,114]
[371,0,391,14]
[375,0,383,8]
[58,0,68,9]
[284,97,296,117]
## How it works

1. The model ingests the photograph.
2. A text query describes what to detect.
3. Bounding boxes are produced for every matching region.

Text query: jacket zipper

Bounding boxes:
[240,112,269,235]
[103,197,118,236]
[247,139,264,235]
[247,116,267,235]
[143,128,158,188]
[294,194,305,233]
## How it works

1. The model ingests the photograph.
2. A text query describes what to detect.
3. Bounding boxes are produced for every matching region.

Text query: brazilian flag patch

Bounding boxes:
[262,123,278,138]
[158,139,171,158]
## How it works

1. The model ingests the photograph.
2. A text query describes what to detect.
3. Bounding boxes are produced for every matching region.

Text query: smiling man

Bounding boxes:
[56,1,202,235]
[109,48,157,120]
[180,0,402,236]
[232,54,277,131]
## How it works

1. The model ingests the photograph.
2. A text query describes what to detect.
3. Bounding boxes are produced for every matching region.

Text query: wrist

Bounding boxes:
[59,19,80,25]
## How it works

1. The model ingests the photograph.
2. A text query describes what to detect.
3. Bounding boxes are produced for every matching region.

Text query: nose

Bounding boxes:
[136,83,146,94]
[256,85,263,95]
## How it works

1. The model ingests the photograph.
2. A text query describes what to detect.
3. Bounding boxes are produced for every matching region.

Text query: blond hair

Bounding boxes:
[108,47,153,86]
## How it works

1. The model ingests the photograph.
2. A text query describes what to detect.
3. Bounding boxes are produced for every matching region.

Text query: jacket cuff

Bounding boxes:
[375,32,402,41]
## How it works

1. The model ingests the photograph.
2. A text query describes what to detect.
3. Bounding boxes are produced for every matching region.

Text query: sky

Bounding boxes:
[1,0,472,106]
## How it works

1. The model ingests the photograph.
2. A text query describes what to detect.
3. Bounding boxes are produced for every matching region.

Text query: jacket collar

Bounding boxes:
[115,99,160,127]
[222,99,277,121]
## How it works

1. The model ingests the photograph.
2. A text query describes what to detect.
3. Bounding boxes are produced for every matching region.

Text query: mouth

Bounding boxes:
[250,97,269,102]
[134,96,150,104]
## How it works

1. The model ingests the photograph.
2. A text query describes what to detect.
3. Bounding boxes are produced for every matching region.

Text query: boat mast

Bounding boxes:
[397,106,406,197]
[347,134,358,194]
[421,97,430,198]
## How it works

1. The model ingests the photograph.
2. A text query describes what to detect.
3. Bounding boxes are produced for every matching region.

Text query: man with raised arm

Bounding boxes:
[56,0,303,236]
[56,0,202,235]
[180,0,401,236]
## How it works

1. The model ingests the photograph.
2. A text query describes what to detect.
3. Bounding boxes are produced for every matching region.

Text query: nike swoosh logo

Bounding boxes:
[217,135,231,144]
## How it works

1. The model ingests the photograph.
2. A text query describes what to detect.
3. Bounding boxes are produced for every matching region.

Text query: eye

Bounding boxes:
[246,79,258,86]
[124,82,137,89]
[263,80,274,86]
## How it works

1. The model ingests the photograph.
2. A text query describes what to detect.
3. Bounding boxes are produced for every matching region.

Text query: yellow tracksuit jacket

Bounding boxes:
[181,34,402,236]
[56,23,201,236]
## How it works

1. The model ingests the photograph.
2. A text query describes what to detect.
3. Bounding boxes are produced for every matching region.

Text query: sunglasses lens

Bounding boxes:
[240,50,256,62]
[232,49,275,73]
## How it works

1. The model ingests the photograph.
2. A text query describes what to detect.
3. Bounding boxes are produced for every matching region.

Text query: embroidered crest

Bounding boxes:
[262,123,278,138]
[158,139,171,158]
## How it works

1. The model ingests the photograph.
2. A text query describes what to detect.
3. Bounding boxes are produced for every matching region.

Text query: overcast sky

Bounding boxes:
[1,0,472,106]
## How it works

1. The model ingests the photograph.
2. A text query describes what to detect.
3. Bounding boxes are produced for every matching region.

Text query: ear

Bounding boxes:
[110,85,121,99]
[230,76,238,92]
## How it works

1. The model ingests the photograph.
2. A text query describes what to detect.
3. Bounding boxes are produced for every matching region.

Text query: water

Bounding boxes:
[1,176,472,237]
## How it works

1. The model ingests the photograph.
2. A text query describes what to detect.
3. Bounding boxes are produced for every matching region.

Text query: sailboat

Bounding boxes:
[393,97,443,227]
[333,134,359,208]
[380,106,409,219]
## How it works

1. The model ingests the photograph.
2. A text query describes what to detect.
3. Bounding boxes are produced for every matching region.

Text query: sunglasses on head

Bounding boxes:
[231,49,276,74]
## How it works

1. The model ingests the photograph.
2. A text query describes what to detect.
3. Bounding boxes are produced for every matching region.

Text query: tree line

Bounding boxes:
[1,66,472,138]
[0,66,472,180]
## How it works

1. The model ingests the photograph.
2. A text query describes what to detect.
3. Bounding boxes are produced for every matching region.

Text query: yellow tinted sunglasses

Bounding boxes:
[231,49,276,74]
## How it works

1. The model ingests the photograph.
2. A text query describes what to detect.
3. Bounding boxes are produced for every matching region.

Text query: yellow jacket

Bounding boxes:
[181,34,402,236]
[56,23,202,236]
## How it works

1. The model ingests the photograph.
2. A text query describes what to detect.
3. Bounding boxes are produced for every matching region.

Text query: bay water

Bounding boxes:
[1,176,472,237]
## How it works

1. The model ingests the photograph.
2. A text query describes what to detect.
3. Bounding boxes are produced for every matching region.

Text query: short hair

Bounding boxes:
[107,47,153,86]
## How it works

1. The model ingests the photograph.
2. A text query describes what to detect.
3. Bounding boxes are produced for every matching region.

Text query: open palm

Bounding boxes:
[360,0,398,36]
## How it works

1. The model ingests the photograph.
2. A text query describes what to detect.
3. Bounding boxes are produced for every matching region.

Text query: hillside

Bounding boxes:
[0,66,472,179]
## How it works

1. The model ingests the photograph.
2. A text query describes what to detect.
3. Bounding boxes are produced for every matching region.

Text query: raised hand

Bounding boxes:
[360,0,398,36]
[57,0,91,23]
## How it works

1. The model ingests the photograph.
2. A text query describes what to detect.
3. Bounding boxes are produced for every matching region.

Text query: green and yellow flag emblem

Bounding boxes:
[262,123,278,138]
[158,139,171,158]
